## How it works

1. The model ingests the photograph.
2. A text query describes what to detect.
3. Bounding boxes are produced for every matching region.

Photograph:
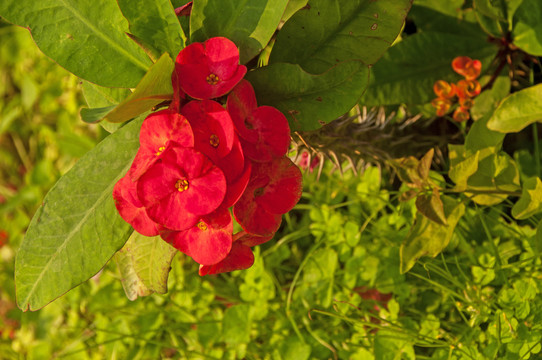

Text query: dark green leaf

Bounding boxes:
[360,32,497,105]
[474,0,506,21]
[512,0,542,55]
[190,0,289,64]
[15,117,143,311]
[512,177,542,220]
[487,84,542,133]
[246,61,369,131]
[270,0,413,73]
[0,0,152,87]
[118,0,185,57]
[401,196,465,273]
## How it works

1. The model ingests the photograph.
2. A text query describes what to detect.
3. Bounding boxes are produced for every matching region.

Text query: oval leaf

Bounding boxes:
[512,177,542,220]
[246,61,369,131]
[15,117,144,311]
[487,84,542,133]
[0,0,152,87]
[118,0,185,57]
[512,0,542,56]
[270,0,413,74]
[190,0,289,64]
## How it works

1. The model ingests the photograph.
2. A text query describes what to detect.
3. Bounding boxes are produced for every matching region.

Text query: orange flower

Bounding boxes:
[431,97,452,116]
[453,107,470,122]
[433,80,456,98]
[456,79,481,98]
[452,56,482,80]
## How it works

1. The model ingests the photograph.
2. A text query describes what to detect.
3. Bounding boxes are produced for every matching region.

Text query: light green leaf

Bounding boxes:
[415,187,447,226]
[122,232,177,294]
[190,0,289,64]
[465,113,505,152]
[270,0,412,74]
[15,117,143,311]
[246,61,369,131]
[103,53,174,123]
[487,84,542,133]
[401,196,465,273]
[512,0,542,55]
[81,81,131,133]
[474,0,506,21]
[222,304,251,345]
[470,75,511,121]
[0,0,152,87]
[80,106,117,124]
[118,0,185,57]
[360,31,497,105]
[115,246,152,301]
[512,177,542,219]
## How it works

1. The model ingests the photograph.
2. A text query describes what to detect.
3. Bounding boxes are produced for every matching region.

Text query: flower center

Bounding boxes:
[209,134,220,148]
[197,221,208,231]
[175,179,189,192]
[155,146,166,156]
[254,188,264,197]
[206,73,220,85]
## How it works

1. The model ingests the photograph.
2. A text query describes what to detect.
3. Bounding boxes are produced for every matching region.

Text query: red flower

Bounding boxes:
[137,145,226,231]
[175,37,247,99]
[433,80,456,99]
[235,231,273,247]
[181,100,237,164]
[161,209,233,265]
[456,79,481,98]
[128,110,193,181]
[227,80,291,162]
[234,156,302,236]
[113,174,160,236]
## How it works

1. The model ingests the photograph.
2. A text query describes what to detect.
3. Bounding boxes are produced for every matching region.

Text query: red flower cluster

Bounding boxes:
[431,56,482,122]
[113,37,302,275]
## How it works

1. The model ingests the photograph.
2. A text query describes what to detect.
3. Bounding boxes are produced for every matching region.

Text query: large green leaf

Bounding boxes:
[487,84,542,133]
[117,0,185,58]
[360,31,497,105]
[82,53,174,124]
[190,0,289,64]
[512,0,542,56]
[0,0,152,87]
[15,117,143,311]
[246,61,369,131]
[512,177,542,220]
[122,232,177,294]
[270,0,412,74]
[400,196,465,274]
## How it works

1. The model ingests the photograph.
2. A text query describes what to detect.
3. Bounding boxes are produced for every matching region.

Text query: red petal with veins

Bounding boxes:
[161,209,233,265]
[199,241,255,276]
[129,110,193,181]
[113,175,160,236]
[182,100,236,163]
[176,37,246,99]
[137,146,226,230]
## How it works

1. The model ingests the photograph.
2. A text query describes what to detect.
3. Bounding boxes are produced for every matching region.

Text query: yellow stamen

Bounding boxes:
[209,134,220,148]
[197,222,208,231]
[175,179,189,192]
[206,73,220,85]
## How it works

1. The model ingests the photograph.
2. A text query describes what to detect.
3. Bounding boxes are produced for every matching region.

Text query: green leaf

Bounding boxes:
[121,232,177,293]
[465,113,506,152]
[80,106,117,124]
[474,0,506,21]
[246,61,370,131]
[0,0,152,87]
[512,177,542,219]
[448,144,480,191]
[512,0,542,55]
[81,81,131,133]
[115,245,152,301]
[270,0,413,74]
[117,0,185,57]
[360,31,497,105]
[487,84,542,133]
[102,53,174,123]
[470,75,511,121]
[400,196,465,273]
[415,187,447,226]
[409,2,481,37]
[279,337,311,360]
[15,117,143,311]
[222,304,251,345]
[190,0,289,64]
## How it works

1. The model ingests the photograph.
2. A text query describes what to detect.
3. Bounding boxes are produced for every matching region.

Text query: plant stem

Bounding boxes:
[533,123,540,177]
